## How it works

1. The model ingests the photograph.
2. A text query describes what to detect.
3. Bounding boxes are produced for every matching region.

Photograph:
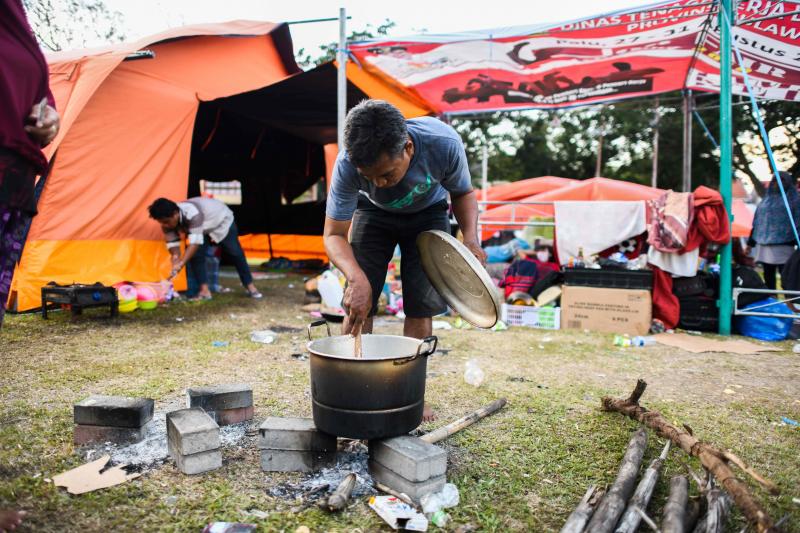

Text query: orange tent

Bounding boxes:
[480,176,576,203]
[10,21,431,312]
[480,177,752,239]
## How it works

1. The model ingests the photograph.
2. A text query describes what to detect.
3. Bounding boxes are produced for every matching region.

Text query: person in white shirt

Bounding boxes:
[148,197,262,299]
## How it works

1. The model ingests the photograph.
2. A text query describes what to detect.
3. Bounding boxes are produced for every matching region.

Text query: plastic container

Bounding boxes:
[118,299,138,313]
[137,299,158,310]
[116,284,137,301]
[563,268,653,290]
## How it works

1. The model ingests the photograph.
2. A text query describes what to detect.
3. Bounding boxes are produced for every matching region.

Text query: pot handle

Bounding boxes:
[307,319,331,341]
[393,335,438,366]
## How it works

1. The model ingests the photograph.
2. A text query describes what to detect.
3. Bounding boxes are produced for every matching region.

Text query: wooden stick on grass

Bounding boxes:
[661,476,689,533]
[560,485,604,533]
[616,440,671,533]
[602,380,780,533]
[583,427,649,533]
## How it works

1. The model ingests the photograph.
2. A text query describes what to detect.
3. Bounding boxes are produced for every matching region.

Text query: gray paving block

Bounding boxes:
[167,408,220,456]
[74,395,154,428]
[186,384,253,411]
[368,460,446,503]
[260,449,336,473]
[369,436,447,482]
[168,438,221,475]
[258,417,336,451]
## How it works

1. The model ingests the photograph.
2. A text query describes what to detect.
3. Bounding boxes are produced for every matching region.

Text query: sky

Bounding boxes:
[101,0,657,57]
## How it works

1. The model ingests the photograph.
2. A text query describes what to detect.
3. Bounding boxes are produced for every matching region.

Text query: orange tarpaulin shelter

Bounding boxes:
[480,177,753,239]
[10,21,432,312]
[481,176,576,203]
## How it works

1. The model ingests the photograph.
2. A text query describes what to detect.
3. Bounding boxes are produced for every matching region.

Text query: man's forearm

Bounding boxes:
[323,234,367,284]
[180,244,200,266]
[452,190,480,243]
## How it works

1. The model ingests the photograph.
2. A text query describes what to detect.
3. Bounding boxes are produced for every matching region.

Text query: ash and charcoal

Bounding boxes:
[267,441,376,501]
[80,405,248,470]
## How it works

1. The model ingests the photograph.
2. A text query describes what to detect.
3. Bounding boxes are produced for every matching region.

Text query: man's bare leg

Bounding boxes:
[404,317,436,422]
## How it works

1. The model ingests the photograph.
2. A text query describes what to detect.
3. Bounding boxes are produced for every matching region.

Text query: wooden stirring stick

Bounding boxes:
[352,321,363,358]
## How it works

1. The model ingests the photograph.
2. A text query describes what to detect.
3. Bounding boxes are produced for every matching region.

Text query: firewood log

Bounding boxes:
[584,427,649,533]
[560,485,603,533]
[615,440,671,533]
[662,475,689,533]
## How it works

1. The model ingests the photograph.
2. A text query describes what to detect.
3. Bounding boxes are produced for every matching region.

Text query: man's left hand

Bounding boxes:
[463,240,487,265]
[24,103,60,146]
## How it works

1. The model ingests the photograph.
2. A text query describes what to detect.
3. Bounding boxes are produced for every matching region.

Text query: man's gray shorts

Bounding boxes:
[349,198,450,318]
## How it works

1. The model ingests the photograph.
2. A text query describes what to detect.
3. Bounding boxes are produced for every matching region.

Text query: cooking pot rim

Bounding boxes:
[307,333,436,361]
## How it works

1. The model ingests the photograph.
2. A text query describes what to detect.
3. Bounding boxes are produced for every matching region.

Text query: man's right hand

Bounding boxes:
[343,275,372,334]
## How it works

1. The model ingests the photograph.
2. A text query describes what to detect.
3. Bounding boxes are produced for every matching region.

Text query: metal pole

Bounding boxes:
[481,144,488,202]
[682,90,693,192]
[718,0,734,336]
[651,96,659,188]
[337,7,347,151]
[595,133,603,177]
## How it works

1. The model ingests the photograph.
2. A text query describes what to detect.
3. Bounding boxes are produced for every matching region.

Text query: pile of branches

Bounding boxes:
[560,380,783,533]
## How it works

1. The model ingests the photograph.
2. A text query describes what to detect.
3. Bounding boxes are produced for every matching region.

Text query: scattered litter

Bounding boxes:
[288,283,295,289]
[453,317,472,329]
[793,497,800,505]
[203,523,256,533]
[508,377,531,383]
[541,336,553,342]
[781,417,799,427]
[723,389,736,395]
[244,510,269,520]
[212,341,230,348]
[491,320,508,331]
[291,353,309,361]
[432,320,452,330]
[250,330,277,344]
[538,344,545,349]
[175,317,184,322]
[793,344,800,354]
[369,495,428,531]
[53,455,140,495]
[229,314,238,319]
[464,359,485,387]
[420,483,459,515]
[295,527,310,533]
[163,495,179,506]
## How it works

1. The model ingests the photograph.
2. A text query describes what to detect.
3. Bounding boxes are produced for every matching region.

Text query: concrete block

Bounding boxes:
[187,384,252,411]
[74,395,154,428]
[260,449,336,473]
[368,460,446,503]
[369,436,447,482]
[258,417,336,452]
[168,438,222,475]
[74,424,146,445]
[209,405,254,426]
[167,408,220,456]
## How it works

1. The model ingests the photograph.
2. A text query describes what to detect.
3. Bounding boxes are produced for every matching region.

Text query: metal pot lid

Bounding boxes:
[416,230,501,329]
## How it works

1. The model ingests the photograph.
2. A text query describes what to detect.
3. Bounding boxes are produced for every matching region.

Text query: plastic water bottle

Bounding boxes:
[464,360,485,387]
[631,336,656,347]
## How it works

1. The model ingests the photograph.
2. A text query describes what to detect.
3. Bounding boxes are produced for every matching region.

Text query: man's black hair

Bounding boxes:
[344,99,408,168]
[148,198,179,220]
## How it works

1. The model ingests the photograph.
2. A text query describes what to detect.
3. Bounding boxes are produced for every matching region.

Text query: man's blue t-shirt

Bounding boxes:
[326,116,473,221]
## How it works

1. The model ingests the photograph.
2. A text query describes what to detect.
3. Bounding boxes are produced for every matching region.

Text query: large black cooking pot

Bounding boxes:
[307,320,438,440]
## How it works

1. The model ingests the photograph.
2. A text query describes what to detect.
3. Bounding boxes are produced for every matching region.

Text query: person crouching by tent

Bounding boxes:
[1,0,60,330]
[147,197,262,300]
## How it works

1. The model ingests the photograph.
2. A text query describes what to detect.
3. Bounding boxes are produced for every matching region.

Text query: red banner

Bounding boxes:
[348,0,800,113]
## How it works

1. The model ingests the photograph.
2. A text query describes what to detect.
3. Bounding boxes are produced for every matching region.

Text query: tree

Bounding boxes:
[22,0,124,52]
[295,19,396,70]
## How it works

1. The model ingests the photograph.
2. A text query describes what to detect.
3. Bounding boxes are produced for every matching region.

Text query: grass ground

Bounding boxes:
[1,272,799,532]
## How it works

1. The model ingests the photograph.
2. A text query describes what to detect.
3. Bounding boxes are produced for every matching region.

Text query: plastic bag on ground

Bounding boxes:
[464,360,485,387]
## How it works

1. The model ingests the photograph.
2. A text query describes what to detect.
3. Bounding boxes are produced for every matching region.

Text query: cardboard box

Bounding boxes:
[561,286,651,335]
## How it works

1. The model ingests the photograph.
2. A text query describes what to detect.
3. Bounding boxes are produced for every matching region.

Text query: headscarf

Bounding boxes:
[752,171,800,246]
